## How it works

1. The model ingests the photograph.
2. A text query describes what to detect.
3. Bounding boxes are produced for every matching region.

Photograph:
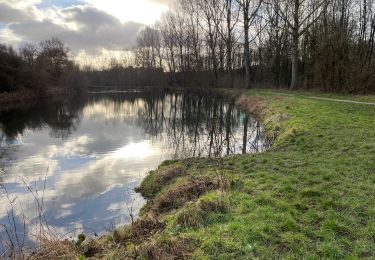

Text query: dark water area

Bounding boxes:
[0,90,270,251]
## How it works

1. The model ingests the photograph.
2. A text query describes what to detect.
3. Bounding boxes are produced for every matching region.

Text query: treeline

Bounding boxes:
[127,0,375,93]
[0,38,87,96]
[85,66,167,87]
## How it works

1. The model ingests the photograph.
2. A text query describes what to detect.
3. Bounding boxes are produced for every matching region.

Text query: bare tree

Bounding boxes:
[194,0,224,86]
[220,0,241,87]
[38,37,70,81]
[235,0,263,89]
[20,44,38,68]
[273,0,328,89]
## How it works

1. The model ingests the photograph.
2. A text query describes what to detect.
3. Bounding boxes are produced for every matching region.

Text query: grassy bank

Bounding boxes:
[36,90,375,259]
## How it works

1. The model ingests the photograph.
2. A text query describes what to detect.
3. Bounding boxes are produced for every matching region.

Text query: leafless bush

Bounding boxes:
[0,171,60,259]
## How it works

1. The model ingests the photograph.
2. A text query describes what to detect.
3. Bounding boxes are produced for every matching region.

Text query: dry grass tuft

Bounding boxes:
[173,191,229,229]
[143,235,194,260]
[29,237,105,259]
[29,239,81,259]
[113,217,166,243]
[83,239,105,258]
[149,176,223,214]
[158,167,188,184]
[136,166,188,199]
[199,194,228,213]
[235,95,267,114]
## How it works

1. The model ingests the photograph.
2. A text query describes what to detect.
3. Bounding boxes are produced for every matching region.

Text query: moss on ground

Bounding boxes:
[55,90,375,259]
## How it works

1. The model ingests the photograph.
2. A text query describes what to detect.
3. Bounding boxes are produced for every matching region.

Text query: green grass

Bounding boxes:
[252,88,375,102]
[93,90,375,259]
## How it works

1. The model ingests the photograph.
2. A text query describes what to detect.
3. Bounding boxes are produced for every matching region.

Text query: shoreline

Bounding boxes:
[0,87,77,111]
[9,89,375,258]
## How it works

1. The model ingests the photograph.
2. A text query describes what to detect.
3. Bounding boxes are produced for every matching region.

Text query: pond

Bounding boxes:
[0,90,270,250]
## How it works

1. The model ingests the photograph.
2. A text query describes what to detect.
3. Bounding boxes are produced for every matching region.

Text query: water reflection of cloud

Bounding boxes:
[5,156,59,183]
[112,141,157,159]
[1,131,162,239]
[1,91,270,244]
[83,99,144,122]
[2,135,96,183]
[0,106,160,239]
[56,143,161,199]
[60,135,94,157]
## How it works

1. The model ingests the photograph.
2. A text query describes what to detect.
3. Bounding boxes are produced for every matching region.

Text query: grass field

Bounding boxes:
[36,89,375,259]
[251,88,375,103]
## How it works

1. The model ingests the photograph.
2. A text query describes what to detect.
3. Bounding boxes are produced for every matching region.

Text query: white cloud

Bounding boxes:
[0,27,23,45]
[0,3,37,23]
[84,0,168,25]
[0,0,170,55]
[4,5,143,53]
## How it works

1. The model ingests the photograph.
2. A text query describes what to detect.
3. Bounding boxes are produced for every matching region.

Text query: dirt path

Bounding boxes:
[260,92,375,106]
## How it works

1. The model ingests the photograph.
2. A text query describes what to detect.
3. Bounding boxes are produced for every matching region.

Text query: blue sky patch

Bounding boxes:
[52,155,96,172]
[37,0,85,9]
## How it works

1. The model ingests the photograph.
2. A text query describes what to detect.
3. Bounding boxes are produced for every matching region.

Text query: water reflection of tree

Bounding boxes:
[129,91,270,158]
[0,133,17,184]
[0,134,6,183]
[0,97,85,141]
[0,90,270,169]
[45,98,85,139]
[162,93,238,158]
[0,98,85,181]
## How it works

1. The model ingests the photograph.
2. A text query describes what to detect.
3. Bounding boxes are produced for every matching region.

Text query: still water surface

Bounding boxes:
[0,90,269,245]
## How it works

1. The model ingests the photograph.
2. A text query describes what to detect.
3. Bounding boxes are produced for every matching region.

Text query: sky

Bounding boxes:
[0,0,171,57]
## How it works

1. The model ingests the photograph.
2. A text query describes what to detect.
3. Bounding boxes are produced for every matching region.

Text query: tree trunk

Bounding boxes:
[226,0,234,88]
[244,14,251,89]
[291,31,299,90]
[290,0,301,90]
